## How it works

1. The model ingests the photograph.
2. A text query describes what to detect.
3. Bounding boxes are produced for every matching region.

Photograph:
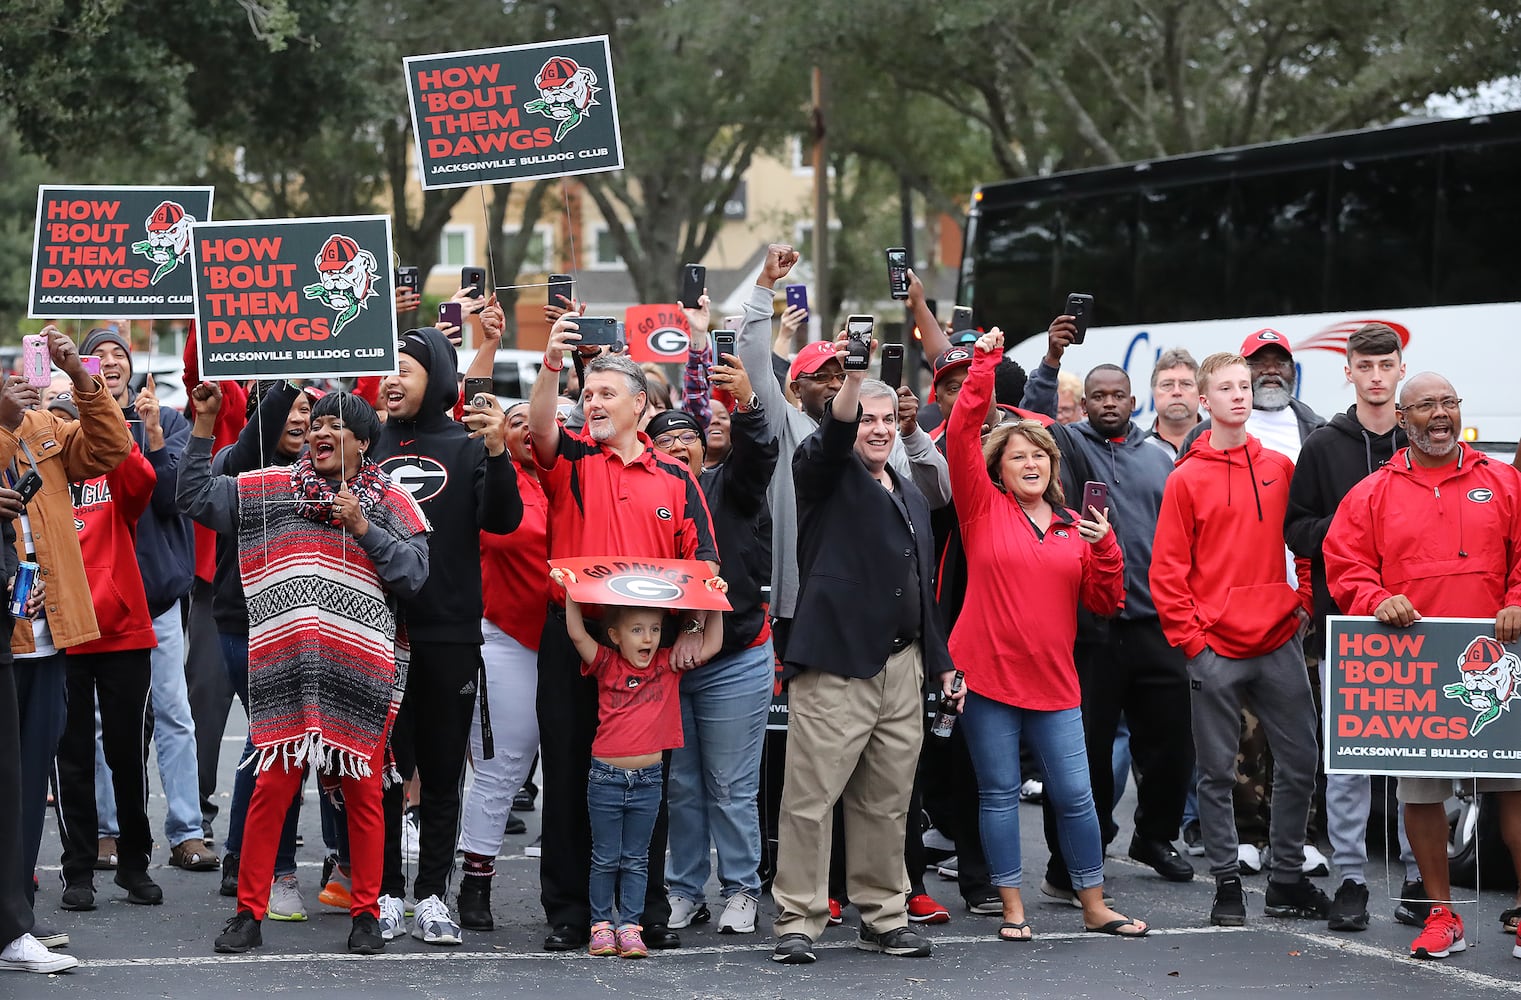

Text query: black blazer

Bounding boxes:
[785,406,954,680]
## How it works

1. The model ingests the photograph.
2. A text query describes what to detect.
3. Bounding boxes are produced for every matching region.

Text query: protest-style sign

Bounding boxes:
[624,304,690,363]
[1325,616,1521,778]
[403,36,624,190]
[29,185,214,319]
[550,556,733,613]
[190,216,397,380]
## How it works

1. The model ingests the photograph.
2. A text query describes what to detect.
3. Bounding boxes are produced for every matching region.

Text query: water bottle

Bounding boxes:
[930,670,964,738]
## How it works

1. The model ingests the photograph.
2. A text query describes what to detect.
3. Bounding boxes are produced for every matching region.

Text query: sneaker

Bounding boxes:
[213,911,262,954]
[1182,821,1204,857]
[827,897,844,926]
[95,837,119,871]
[524,835,543,858]
[1300,844,1331,877]
[1328,879,1370,932]
[965,891,1003,915]
[319,867,353,910]
[267,874,306,921]
[219,852,239,898]
[503,812,526,836]
[115,869,163,905]
[1264,877,1331,919]
[30,925,67,949]
[1410,905,1466,959]
[1018,778,1044,803]
[169,837,220,872]
[401,809,420,863]
[934,856,959,880]
[667,896,710,930]
[616,924,647,959]
[512,786,537,812]
[60,881,95,912]
[348,913,385,955]
[588,921,617,957]
[1237,843,1263,875]
[1211,876,1247,927]
[412,894,463,945]
[378,894,406,941]
[771,932,816,964]
[457,875,494,932]
[0,933,78,974]
[856,924,932,957]
[1394,879,1432,927]
[921,826,956,854]
[717,894,758,934]
[907,893,950,924]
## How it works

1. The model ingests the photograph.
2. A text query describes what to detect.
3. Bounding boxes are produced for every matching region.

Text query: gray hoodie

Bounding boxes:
[1069,419,1176,619]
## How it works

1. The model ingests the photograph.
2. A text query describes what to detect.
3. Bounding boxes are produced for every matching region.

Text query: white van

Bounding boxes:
[452,348,548,407]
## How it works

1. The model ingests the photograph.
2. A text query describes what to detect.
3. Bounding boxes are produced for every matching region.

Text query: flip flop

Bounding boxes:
[997,921,1032,942]
[1500,907,1521,933]
[1085,917,1149,937]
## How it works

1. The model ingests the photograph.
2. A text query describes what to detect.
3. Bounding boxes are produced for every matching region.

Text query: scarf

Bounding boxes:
[236,463,429,779]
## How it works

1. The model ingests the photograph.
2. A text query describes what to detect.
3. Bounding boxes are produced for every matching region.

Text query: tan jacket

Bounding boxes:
[0,378,131,654]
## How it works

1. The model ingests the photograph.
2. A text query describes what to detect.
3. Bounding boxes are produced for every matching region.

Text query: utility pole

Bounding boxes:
[809,66,829,347]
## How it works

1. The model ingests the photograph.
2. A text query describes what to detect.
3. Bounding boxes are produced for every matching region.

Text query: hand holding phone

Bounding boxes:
[1082,480,1110,520]
[785,285,809,315]
[461,266,486,299]
[712,330,736,360]
[679,263,706,309]
[1065,293,1094,344]
[438,301,463,328]
[463,376,494,402]
[575,317,621,347]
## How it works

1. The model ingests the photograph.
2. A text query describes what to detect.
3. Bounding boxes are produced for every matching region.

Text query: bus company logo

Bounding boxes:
[378,456,448,502]
[130,200,195,285]
[1295,320,1412,357]
[302,234,381,336]
[648,326,689,356]
[1442,635,1521,737]
[523,56,601,142]
[1468,488,1494,503]
[606,574,683,603]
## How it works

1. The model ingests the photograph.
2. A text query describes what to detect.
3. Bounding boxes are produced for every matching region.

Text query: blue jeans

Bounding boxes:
[666,640,771,904]
[97,606,203,846]
[587,759,664,926]
[962,693,1105,890]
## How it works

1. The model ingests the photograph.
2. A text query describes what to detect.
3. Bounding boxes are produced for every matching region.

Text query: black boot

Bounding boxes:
[457,874,494,931]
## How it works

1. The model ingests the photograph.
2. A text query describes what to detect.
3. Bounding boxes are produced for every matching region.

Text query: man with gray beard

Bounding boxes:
[1182,330,1325,464]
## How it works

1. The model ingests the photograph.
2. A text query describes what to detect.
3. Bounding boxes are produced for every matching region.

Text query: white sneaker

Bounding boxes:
[1018,779,1044,802]
[935,856,958,880]
[1301,844,1330,877]
[378,893,406,941]
[524,834,542,858]
[0,934,79,974]
[267,874,307,921]
[717,894,758,934]
[667,896,710,929]
[921,826,956,853]
[412,894,462,945]
[1237,843,1263,875]
[401,810,421,863]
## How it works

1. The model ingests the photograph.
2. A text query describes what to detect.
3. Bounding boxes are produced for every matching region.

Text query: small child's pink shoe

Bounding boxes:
[589,921,617,956]
[616,923,647,958]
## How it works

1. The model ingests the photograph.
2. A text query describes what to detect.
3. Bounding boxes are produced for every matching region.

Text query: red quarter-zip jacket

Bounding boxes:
[68,442,158,655]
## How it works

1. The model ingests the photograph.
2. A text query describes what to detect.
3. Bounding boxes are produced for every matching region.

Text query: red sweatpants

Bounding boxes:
[236,762,384,920]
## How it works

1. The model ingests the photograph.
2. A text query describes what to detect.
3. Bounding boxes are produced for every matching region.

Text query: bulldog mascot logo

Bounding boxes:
[1443,635,1521,738]
[523,56,601,142]
[302,234,380,337]
[131,200,196,285]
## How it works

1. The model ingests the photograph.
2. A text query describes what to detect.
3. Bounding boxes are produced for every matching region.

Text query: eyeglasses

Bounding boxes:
[797,370,846,386]
[1397,397,1462,415]
[654,431,702,449]
[1154,379,1196,392]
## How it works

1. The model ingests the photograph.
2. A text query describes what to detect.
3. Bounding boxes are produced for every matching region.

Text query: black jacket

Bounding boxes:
[698,407,778,656]
[1284,406,1407,654]
[787,406,952,680]
[1181,396,1326,455]
[122,399,194,617]
[371,327,522,645]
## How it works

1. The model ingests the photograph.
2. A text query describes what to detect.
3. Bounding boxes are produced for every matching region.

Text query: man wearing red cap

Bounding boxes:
[1184,330,1325,463]
[1324,371,1521,960]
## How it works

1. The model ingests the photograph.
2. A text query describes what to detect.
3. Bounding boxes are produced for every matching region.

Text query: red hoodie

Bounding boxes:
[1324,444,1521,619]
[68,443,158,655]
[1150,429,1311,660]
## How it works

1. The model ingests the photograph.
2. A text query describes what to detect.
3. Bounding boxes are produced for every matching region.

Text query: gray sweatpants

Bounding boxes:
[1189,639,1317,882]
[1326,773,1418,884]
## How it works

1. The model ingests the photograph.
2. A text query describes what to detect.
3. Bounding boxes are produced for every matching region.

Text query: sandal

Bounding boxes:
[997,921,1032,942]
[169,838,220,872]
[1085,916,1149,937]
[1500,907,1521,933]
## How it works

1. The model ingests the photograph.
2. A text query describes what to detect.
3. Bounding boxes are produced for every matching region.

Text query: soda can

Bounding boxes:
[22,335,50,387]
[9,561,38,619]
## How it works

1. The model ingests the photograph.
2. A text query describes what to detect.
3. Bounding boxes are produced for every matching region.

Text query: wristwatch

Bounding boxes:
[736,392,761,413]
[682,618,706,635]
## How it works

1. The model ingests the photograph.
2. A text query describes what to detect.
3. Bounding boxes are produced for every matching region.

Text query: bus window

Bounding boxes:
[968,200,1058,337]
[1328,154,1436,311]
[1230,167,1331,317]
[1437,144,1521,306]
[1058,193,1136,330]
[1137,181,1234,324]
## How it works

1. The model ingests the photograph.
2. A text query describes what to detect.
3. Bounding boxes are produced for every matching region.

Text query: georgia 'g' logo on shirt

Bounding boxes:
[378,455,449,503]
[1468,488,1494,503]
[655,506,673,521]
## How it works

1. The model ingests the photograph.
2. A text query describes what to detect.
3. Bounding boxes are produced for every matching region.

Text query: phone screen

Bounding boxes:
[845,316,873,372]
[886,248,909,300]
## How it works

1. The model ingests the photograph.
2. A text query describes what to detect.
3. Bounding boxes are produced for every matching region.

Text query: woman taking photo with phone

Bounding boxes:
[942,328,1145,942]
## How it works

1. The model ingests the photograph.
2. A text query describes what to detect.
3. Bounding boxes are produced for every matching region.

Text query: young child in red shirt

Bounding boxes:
[551,568,723,959]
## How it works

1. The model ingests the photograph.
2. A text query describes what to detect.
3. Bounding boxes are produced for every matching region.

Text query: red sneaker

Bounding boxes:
[1410,905,1466,959]
[827,898,844,927]
[907,893,951,925]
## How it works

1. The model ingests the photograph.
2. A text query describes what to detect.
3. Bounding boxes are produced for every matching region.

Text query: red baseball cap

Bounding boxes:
[789,341,840,382]
[1240,328,1293,358]
[929,346,975,402]
[1460,636,1506,672]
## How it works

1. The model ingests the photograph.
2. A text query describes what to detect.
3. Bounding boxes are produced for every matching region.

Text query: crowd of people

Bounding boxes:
[0,240,1519,976]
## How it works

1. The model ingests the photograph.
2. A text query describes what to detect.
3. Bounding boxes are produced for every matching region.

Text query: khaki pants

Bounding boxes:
[771,645,923,939]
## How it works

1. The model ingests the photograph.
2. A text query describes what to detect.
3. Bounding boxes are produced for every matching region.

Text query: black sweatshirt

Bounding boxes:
[370,327,522,645]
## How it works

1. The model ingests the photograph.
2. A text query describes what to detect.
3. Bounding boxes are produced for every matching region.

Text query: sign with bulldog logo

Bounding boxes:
[1326,616,1521,778]
[550,556,732,612]
[189,215,397,379]
[403,35,624,190]
[30,185,214,319]
[624,304,690,363]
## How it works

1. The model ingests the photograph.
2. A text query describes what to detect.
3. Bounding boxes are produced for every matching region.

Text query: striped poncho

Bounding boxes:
[237,467,429,779]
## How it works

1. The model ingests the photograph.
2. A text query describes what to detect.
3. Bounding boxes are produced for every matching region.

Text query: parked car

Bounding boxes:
[453,348,547,407]
[128,352,189,412]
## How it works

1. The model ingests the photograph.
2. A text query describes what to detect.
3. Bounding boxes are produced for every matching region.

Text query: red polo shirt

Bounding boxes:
[538,427,719,605]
